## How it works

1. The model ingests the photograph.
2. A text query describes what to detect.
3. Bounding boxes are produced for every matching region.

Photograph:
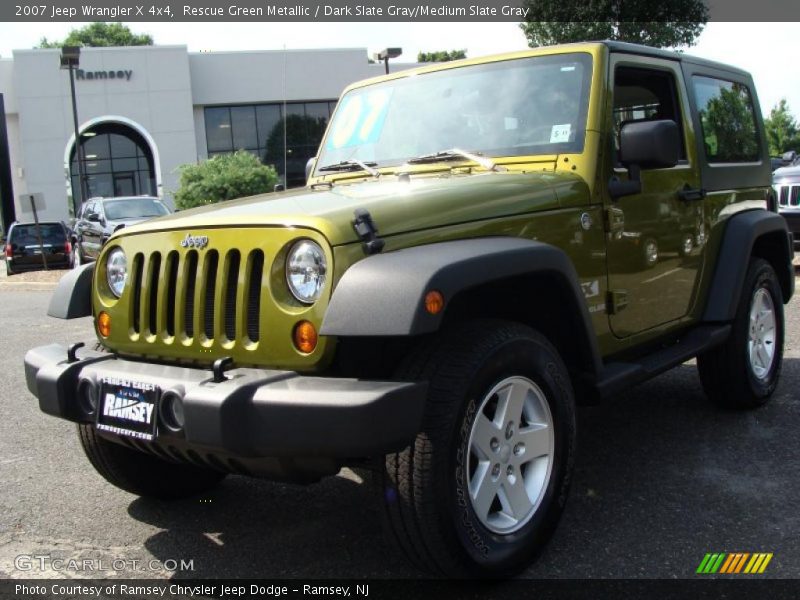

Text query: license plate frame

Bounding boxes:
[96,377,160,441]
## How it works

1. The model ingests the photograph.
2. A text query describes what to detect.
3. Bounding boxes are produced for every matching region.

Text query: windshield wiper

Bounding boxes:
[405,148,506,172]
[317,159,380,178]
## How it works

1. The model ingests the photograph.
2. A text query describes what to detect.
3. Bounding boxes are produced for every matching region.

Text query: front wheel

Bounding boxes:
[379,320,576,577]
[71,241,82,268]
[698,258,784,409]
[642,237,659,268]
[679,234,694,257]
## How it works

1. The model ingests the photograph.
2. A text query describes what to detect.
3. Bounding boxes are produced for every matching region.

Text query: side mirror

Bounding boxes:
[86,212,100,222]
[782,150,797,163]
[305,157,317,183]
[610,119,680,199]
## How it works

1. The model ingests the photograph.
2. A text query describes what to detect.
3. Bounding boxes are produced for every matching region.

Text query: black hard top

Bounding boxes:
[601,40,751,77]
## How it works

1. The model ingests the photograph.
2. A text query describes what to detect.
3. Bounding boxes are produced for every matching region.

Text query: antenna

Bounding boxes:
[282,44,288,187]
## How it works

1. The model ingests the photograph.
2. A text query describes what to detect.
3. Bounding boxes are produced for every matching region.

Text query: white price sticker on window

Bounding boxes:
[550,124,571,143]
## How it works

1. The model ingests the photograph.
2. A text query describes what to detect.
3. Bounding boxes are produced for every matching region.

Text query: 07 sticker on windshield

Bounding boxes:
[327,89,393,149]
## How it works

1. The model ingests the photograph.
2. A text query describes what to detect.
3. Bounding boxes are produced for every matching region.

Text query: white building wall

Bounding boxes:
[10,46,197,219]
[5,114,26,199]
[188,48,393,106]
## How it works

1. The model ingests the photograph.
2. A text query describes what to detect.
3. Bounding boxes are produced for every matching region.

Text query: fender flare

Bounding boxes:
[321,237,602,377]
[47,263,93,319]
[703,209,794,322]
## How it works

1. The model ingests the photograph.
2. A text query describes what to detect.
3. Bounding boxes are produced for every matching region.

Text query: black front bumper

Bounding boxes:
[24,344,427,460]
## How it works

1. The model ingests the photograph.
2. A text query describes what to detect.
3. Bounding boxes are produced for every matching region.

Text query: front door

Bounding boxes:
[605,56,705,338]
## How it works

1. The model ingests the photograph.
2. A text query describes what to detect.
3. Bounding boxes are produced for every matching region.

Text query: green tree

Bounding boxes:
[174,151,279,210]
[520,0,707,48]
[417,49,467,62]
[764,99,800,156]
[37,23,153,48]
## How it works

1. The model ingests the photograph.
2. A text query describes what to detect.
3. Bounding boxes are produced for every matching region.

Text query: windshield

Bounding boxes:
[104,199,169,220]
[316,52,593,174]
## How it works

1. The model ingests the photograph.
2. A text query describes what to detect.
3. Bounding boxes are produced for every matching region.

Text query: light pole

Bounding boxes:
[60,45,87,216]
[375,48,402,75]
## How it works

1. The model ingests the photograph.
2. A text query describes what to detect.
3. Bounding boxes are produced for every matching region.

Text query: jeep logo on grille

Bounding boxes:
[180,233,209,249]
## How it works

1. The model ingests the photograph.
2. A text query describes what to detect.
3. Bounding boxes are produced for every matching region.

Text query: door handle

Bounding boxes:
[677,184,706,202]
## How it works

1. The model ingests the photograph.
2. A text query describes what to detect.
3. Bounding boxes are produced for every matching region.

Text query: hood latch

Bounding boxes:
[352,208,385,255]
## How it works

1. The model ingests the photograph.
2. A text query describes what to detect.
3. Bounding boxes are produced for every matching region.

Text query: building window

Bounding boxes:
[204,100,336,187]
[70,122,155,201]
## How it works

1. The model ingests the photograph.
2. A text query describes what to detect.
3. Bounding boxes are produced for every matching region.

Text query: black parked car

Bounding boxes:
[4,221,73,275]
[71,196,171,264]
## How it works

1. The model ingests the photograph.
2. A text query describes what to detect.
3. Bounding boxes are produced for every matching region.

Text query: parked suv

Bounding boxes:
[25,42,793,577]
[773,158,800,245]
[71,195,171,265]
[4,221,73,275]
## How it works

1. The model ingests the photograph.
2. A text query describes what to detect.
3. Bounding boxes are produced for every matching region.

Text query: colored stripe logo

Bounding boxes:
[696,552,773,574]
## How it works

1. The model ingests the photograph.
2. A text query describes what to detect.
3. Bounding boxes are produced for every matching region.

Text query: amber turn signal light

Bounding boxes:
[293,320,318,354]
[97,311,111,338]
[424,290,445,315]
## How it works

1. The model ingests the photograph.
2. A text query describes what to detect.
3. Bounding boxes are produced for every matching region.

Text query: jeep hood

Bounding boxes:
[119,170,581,246]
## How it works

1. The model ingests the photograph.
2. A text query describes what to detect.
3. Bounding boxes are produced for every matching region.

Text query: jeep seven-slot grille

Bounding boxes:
[130,248,264,346]
[777,185,800,207]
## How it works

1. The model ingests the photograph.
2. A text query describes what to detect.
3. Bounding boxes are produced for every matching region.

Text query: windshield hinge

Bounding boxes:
[352,208,385,255]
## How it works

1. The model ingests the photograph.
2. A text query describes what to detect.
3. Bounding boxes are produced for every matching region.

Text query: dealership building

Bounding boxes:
[0,45,419,227]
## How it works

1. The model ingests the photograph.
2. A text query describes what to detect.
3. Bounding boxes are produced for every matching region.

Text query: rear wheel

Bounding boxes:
[5,260,13,276]
[378,320,576,577]
[78,425,226,499]
[698,258,784,409]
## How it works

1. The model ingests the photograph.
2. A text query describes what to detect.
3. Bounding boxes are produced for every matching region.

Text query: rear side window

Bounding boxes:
[692,76,759,163]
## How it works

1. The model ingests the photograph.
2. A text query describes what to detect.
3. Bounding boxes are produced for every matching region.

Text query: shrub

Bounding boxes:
[174,151,279,210]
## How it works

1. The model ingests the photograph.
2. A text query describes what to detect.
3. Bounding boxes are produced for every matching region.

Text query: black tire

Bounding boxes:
[698,258,784,409]
[78,428,225,500]
[71,241,82,268]
[642,237,659,268]
[5,261,13,276]
[378,320,576,578]
[678,233,694,257]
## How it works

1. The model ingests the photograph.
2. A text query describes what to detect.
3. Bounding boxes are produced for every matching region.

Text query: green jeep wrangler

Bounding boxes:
[25,42,793,577]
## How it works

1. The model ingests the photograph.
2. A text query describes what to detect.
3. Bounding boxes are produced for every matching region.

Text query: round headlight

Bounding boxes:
[286,240,327,304]
[106,248,128,298]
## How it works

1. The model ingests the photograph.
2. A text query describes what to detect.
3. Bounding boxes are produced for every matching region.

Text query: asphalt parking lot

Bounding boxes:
[0,268,798,580]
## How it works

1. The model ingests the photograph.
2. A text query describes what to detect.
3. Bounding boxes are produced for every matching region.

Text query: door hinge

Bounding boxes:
[604,206,625,234]
[606,289,629,315]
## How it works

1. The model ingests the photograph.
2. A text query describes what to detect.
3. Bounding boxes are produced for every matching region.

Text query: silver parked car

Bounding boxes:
[773,152,800,246]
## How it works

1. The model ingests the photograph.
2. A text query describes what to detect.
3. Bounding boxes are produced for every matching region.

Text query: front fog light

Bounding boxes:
[77,379,98,415]
[286,240,327,303]
[106,248,128,297]
[160,391,186,431]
